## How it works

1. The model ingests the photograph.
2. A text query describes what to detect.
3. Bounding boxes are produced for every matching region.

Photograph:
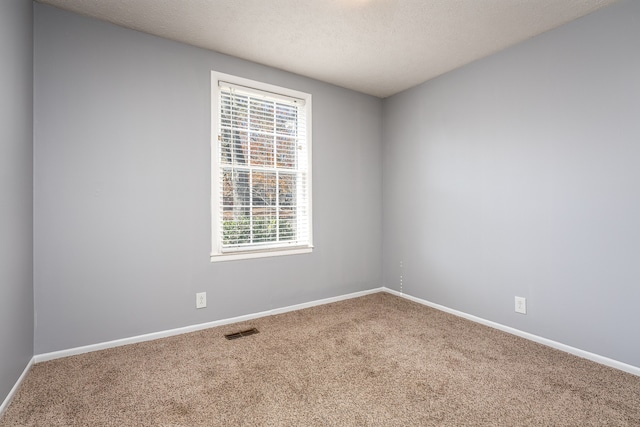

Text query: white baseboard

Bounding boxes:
[0,356,34,417]
[34,287,384,363]
[383,287,640,377]
[30,285,640,377]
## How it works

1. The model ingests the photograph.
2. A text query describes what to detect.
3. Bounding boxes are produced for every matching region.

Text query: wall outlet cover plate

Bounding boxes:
[196,292,207,309]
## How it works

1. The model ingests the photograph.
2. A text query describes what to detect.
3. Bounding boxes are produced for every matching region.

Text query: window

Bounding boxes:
[211,72,312,261]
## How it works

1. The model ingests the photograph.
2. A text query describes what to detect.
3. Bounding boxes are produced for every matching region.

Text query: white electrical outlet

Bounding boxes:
[515,296,526,314]
[196,292,207,309]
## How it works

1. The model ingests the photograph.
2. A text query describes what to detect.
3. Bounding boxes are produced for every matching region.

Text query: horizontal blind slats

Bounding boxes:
[218,83,310,251]
[219,81,306,105]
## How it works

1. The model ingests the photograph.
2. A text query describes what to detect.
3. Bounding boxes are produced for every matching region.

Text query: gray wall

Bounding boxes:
[33,4,382,354]
[0,0,34,404]
[382,0,640,367]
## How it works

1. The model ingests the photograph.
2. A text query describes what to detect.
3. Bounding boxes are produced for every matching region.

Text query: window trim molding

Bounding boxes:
[210,246,313,263]
[210,71,313,262]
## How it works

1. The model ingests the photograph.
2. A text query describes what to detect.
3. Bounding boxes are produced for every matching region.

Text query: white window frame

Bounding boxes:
[211,71,313,262]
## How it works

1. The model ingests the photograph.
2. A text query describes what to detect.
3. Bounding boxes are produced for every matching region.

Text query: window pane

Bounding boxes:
[276,137,297,169]
[276,103,297,136]
[220,129,232,164]
[220,130,249,166]
[253,210,277,243]
[222,168,250,212]
[252,171,276,207]
[279,207,297,241]
[231,131,248,166]
[222,169,234,210]
[221,93,248,129]
[249,99,274,134]
[222,209,250,245]
[222,167,250,245]
[278,173,296,207]
[249,133,274,167]
[220,97,232,127]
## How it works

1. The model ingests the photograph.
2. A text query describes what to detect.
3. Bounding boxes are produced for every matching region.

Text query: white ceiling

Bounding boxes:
[37,0,618,98]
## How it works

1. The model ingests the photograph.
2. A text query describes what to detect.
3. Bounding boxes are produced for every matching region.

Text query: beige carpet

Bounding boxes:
[2,292,639,426]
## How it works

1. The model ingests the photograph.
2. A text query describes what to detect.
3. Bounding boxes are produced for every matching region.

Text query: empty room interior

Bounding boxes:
[1,0,639,425]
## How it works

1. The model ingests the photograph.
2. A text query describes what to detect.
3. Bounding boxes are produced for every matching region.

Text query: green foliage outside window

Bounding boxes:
[223,217,295,245]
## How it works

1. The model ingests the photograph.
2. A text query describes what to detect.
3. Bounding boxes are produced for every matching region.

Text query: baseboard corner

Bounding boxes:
[382,287,640,377]
[0,356,35,418]
[35,286,386,363]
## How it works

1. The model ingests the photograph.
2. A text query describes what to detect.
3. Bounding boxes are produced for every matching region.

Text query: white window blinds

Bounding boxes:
[212,74,312,259]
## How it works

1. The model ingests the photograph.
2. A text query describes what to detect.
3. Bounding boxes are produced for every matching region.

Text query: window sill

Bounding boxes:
[210,246,313,263]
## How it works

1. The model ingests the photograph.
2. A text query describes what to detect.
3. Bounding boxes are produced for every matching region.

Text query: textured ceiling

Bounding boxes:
[37,0,618,98]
